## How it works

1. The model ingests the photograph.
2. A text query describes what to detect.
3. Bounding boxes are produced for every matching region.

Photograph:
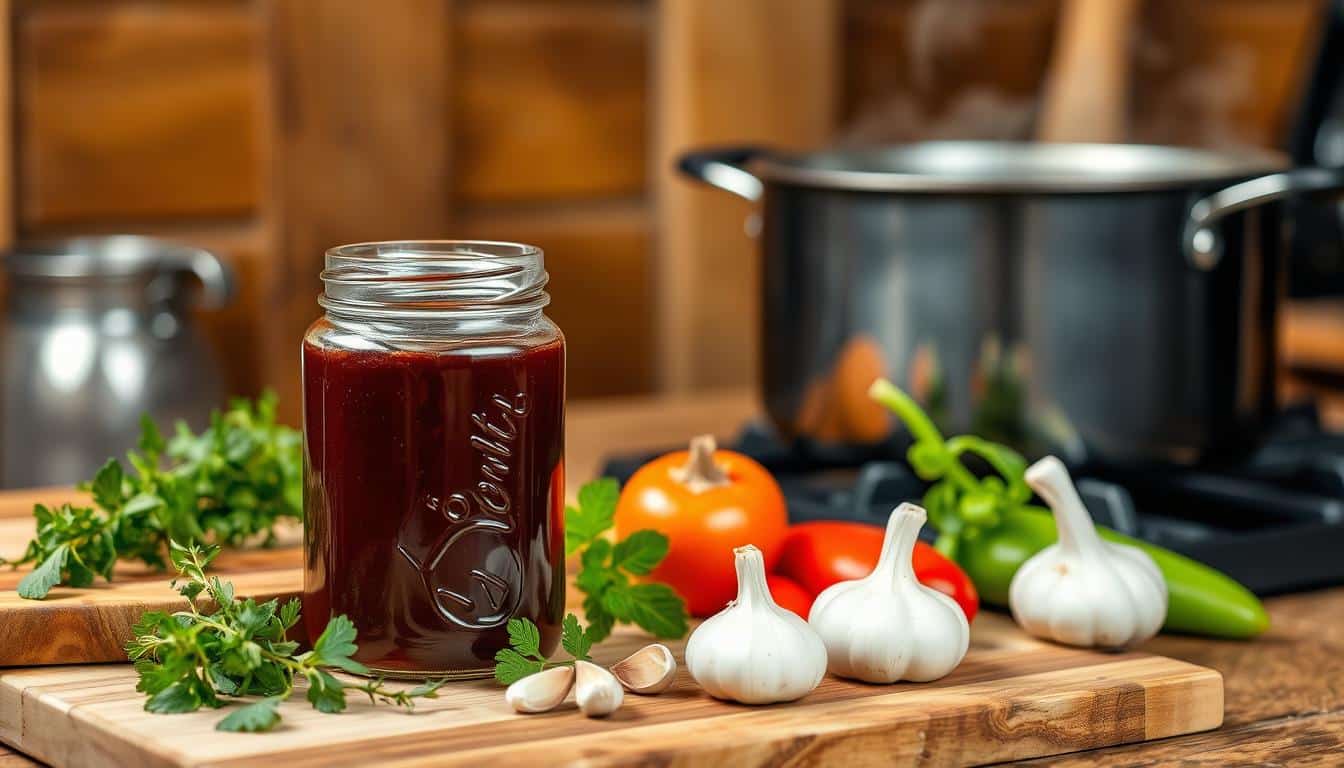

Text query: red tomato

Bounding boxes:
[766,573,815,619]
[614,436,789,617]
[776,520,979,622]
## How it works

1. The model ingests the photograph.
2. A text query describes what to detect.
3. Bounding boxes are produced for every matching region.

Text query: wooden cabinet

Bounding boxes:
[0,0,1327,423]
[16,4,263,228]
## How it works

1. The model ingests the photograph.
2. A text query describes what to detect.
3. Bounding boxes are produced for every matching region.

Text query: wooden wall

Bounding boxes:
[0,0,1328,424]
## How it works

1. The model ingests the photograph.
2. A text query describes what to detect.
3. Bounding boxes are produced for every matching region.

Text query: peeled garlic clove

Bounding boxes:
[505,665,575,714]
[1009,456,1167,649]
[808,503,969,683]
[574,660,624,717]
[685,545,828,705]
[611,643,677,694]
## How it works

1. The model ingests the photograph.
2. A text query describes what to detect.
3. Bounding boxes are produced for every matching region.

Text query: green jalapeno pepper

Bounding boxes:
[871,379,1269,640]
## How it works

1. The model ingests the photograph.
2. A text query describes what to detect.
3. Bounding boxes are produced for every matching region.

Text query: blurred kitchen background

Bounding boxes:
[0,0,1342,488]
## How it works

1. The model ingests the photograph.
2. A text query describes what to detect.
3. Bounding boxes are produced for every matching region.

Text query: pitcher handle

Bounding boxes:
[161,243,234,309]
[677,146,767,202]
[1185,166,1344,270]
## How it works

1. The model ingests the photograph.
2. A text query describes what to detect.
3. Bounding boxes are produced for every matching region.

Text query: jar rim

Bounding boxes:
[319,240,549,320]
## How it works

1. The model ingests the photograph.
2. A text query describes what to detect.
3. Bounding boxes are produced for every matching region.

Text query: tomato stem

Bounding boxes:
[671,435,731,493]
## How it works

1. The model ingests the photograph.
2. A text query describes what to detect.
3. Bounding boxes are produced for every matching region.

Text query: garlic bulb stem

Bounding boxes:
[873,503,921,587]
[1026,457,1103,556]
[733,543,768,608]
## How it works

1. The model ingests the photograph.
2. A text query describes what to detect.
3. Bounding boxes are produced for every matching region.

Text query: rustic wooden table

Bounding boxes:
[1,390,1341,766]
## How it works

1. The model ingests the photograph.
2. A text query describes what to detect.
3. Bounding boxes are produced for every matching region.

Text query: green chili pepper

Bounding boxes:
[870,378,1269,639]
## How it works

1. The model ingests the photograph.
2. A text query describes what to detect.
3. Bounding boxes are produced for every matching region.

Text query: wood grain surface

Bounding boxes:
[0,613,1222,768]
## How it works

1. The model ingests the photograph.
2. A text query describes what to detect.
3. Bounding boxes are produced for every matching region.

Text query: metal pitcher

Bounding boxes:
[0,236,233,487]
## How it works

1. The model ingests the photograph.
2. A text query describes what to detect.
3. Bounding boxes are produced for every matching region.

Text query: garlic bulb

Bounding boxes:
[808,503,969,683]
[685,545,827,704]
[1009,456,1167,649]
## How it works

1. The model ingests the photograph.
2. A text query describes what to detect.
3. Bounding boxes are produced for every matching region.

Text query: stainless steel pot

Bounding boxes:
[0,236,234,487]
[680,142,1344,466]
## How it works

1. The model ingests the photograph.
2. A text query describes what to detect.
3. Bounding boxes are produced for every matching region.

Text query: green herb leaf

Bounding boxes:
[17,544,69,599]
[505,617,543,660]
[560,613,592,661]
[216,696,283,733]
[616,582,689,639]
[278,598,302,630]
[305,670,347,714]
[311,615,358,663]
[405,679,446,698]
[564,477,618,555]
[611,529,668,576]
[492,648,545,685]
[123,492,164,518]
[145,680,206,714]
[90,459,125,511]
[582,594,616,644]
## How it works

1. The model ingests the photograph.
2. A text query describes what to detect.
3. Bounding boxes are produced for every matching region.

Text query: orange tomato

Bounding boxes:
[767,573,815,619]
[614,435,789,617]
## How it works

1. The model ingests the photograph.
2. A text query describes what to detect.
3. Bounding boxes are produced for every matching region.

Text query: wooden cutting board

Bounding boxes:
[0,486,1224,766]
[0,488,301,666]
[0,613,1222,768]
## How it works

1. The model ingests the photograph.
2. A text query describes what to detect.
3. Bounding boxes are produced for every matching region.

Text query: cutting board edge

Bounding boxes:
[1141,662,1224,740]
[0,572,302,667]
[0,654,1226,768]
[260,656,1225,768]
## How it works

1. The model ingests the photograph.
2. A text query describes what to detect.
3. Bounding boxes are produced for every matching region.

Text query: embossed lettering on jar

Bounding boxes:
[302,241,566,679]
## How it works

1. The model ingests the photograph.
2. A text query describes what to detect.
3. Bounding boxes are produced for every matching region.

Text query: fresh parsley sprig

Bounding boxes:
[566,478,688,643]
[493,614,594,684]
[126,541,444,732]
[1,393,302,599]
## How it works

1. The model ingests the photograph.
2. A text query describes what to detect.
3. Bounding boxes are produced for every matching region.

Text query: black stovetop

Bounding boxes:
[601,403,1344,596]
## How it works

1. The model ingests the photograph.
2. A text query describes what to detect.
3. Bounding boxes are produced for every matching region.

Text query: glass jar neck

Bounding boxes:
[319,241,550,330]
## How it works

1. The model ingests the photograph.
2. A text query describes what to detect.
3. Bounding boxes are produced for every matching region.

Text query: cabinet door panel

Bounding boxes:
[17,3,263,228]
[455,1,648,203]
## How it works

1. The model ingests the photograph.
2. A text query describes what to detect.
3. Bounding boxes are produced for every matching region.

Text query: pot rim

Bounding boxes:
[748,141,1290,194]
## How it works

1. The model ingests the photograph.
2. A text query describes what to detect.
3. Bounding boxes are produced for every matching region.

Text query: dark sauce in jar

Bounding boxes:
[301,241,565,678]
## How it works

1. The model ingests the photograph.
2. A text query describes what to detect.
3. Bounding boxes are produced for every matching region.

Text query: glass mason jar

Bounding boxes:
[302,241,566,679]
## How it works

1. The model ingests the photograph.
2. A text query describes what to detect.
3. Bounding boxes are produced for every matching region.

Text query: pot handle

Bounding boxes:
[1185,166,1344,270]
[677,146,766,202]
